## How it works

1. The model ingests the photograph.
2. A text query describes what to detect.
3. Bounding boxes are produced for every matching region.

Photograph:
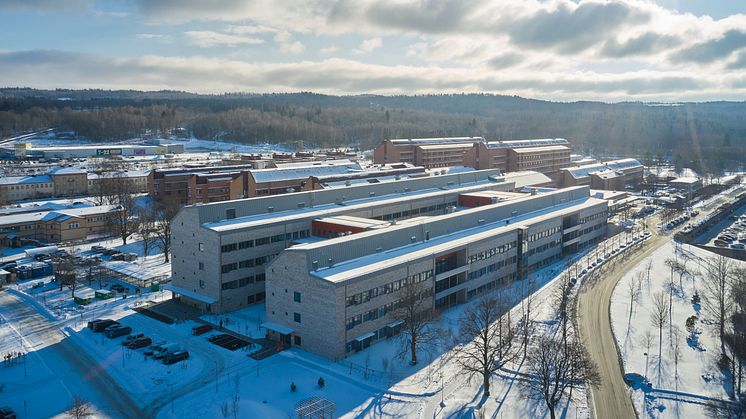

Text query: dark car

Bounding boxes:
[192,324,212,336]
[89,319,119,332]
[0,406,16,419]
[144,341,167,356]
[122,333,145,346]
[162,350,189,365]
[127,337,152,349]
[105,325,132,339]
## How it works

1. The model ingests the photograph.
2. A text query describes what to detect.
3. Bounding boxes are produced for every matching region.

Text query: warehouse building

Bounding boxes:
[168,169,519,312]
[9,143,185,159]
[263,186,608,358]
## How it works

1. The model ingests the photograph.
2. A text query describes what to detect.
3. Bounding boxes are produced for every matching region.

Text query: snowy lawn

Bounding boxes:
[611,241,745,418]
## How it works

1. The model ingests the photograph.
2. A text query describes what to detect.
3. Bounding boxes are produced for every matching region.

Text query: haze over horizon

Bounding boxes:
[1,0,746,102]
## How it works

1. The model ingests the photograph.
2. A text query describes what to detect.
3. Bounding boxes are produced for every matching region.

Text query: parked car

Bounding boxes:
[714,240,729,247]
[153,343,182,360]
[91,245,107,253]
[0,406,16,419]
[162,350,190,365]
[127,337,152,349]
[192,324,212,336]
[110,284,126,293]
[144,341,167,357]
[122,333,145,346]
[105,325,132,339]
[730,243,745,250]
[88,319,119,332]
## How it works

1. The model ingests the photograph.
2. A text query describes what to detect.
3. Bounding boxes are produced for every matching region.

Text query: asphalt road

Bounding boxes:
[576,226,669,419]
[0,291,144,418]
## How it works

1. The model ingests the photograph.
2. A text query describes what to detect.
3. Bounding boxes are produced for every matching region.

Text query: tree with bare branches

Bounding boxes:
[650,291,669,382]
[391,279,438,365]
[521,334,600,419]
[65,395,93,419]
[152,201,180,263]
[53,253,81,298]
[454,295,520,397]
[553,270,575,343]
[701,255,733,353]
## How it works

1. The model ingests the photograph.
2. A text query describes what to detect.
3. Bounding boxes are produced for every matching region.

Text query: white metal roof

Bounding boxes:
[249,162,362,183]
[564,158,642,179]
[388,137,484,145]
[486,138,569,149]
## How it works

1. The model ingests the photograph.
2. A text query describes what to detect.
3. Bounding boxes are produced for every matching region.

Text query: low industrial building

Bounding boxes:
[0,205,120,244]
[9,142,184,159]
[263,186,608,358]
[559,159,643,191]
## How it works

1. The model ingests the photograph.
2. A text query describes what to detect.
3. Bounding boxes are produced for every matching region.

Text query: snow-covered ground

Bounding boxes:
[611,241,745,418]
[179,138,293,154]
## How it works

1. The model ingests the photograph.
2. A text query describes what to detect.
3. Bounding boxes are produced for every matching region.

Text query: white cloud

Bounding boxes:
[3,50,746,102]
[137,33,172,42]
[353,37,382,55]
[320,46,339,54]
[280,41,306,54]
[184,31,264,48]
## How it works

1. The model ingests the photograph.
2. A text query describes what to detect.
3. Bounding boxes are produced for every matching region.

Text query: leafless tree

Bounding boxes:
[454,294,520,397]
[136,206,157,258]
[100,173,139,245]
[552,270,574,343]
[520,334,601,419]
[726,269,746,395]
[65,395,93,419]
[391,279,438,365]
[701,255,734,353]
[626,273,642,319]
[650,291,669,380]
[645,259,653,287]
[152,201,180,262]
[53,254,80,298]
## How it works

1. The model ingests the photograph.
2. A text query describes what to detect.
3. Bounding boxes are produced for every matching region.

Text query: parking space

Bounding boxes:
[207,333,252,351]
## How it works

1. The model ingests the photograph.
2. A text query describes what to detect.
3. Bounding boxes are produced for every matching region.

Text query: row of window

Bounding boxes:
[466,272,517,300]
[345,323,403,353]
[466,255,518,280]
[346,298,403,330]
[524,239,561,257]
[372,201,456,222]
[527,226,561,242]
[4,183,52,190]
[467,241,517,264]
[221,254,277,273]
[345,270,432,307]
[220,273,266,290]
[579,211,607,224]
[220,230,310,253]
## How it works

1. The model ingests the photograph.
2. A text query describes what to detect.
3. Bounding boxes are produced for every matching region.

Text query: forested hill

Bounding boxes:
[1,88,744,174]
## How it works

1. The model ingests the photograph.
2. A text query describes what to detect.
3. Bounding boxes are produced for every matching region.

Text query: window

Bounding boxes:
[293,312,301,323]
[68,222,80,229]
[199,279,205,289]
[198,243,204,251]
[221,243,237,253]
[255,273,265,282]
[294,335,302,346]
[238,240,253,249]
[198,262,204,271]
[255,237,270,246]
[293,292,301,303]
[221,263,237,274]
[226,208,236,219]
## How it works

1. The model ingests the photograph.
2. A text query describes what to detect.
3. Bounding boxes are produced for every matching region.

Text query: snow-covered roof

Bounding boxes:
[563,158,642,179]
[262,322,295,335]
[48,167,86,175]
[417,143,474,150]
[670,177,701,184]
[87,170,150,180]
[310,195,604,283]
[510,145,569,153]
[388,137,484,145]
[0,175,52,185]
[0,205,118,227]
[249,162,363,183]
[486,138,569,149]
[502,171,553,188]
[314,216,390,230]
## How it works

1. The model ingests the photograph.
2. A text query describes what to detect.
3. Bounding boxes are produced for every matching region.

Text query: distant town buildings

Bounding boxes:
[4,142,184,159]
[558,158,644,191]
[149,160,427,207]
[373,137,572,177]
[0,167,149,205]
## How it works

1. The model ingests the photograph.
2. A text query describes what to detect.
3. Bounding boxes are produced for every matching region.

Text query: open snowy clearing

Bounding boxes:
[611,241,745,418]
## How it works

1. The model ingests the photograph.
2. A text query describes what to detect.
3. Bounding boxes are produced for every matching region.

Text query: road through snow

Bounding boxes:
[0,290,144,418]
[576,227,668,419]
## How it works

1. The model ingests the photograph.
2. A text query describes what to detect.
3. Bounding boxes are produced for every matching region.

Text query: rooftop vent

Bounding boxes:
[376,247,383,252]
[312,260,319,270]
[328,258,334,266]
[297,203,306,209]
[478,219,485,224]
[267,206,274,213]
[411,236,417,242]
[369,192,376,197]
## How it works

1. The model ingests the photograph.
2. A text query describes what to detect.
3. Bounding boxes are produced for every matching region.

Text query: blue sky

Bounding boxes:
[1,0,745,101]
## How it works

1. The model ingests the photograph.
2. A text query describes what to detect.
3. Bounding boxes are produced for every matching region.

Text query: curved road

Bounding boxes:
[576,227,668,419]
[0,290,144,418]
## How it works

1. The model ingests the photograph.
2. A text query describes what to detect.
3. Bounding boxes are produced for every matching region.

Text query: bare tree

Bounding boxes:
[100,173,139,245]
[726,269,746,395]
[53,254,81,298]
[553,270,574,343]
[701,255,733,353]
[65,395,93,419]
[650,291,669,382]
[137,206,157,258]
[521,335,601,419]
[454,295,520,397]
[391,279,438,365]
[152,202,180,262]
[626,273,642,319]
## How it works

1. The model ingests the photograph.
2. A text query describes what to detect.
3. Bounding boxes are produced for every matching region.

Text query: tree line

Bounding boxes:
[1,89,745,174]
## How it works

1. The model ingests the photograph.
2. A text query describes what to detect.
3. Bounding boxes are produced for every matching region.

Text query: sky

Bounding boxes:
[0,0,745,102]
